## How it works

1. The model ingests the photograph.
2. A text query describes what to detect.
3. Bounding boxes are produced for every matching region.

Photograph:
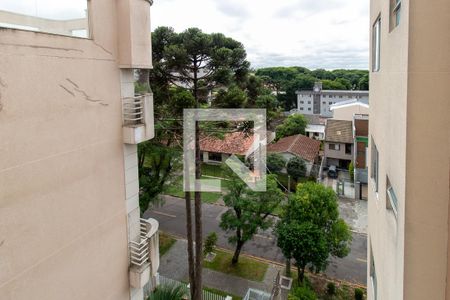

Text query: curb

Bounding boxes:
[161,231,367,289]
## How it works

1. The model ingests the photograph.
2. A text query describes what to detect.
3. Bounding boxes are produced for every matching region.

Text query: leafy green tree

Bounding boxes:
[203,232,218,255]
[220,174,284,264]
[149,26,250,299]
[276,182,352,284]
[267,153,287,173]
[287,157,307,181]
[213,85,247,108]
[321,79,347,90]
[245,75,264,105]
[358,74,369,90]
[276,114,308,140]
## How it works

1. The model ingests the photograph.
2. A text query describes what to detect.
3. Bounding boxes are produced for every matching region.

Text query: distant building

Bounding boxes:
[324,119,354,169]
[296,82,369,117]
[200,131,275,164]
[330,99,370,121]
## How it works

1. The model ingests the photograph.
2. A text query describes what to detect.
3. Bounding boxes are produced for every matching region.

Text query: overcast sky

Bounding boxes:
[152,0,369,70]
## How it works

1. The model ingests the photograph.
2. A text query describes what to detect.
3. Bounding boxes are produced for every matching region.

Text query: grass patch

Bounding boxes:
[159,232,176,257]
[201,163,227,178]
[164,174,229,204]
[203,249,268,282]
[203,286,242,300]
[164,177,222,204]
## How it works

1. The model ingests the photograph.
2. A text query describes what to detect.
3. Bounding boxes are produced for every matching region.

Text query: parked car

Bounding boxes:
[327,165,338,178]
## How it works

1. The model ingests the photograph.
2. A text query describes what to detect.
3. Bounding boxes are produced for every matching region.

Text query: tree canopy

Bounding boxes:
[276,114,308,140]
[276,182,352,284]
[220,172,285,264]
[287,156,307,180]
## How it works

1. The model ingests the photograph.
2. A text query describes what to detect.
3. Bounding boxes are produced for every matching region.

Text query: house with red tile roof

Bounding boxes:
[200,131,255,164]
[267,134,321,176]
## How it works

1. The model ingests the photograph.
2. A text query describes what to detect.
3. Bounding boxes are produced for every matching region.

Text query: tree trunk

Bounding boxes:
[297,265,305,285]
[231,240,244,265]
[185,191,196,299]
[285,258,291,277]
[192,60,203,300]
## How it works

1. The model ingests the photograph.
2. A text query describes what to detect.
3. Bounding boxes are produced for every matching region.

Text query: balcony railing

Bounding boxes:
[123,95,145,126]
[129,218,158,268]
[122,93,154,144]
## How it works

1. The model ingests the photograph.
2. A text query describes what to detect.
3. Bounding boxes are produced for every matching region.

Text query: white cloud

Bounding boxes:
[151,0,369,70]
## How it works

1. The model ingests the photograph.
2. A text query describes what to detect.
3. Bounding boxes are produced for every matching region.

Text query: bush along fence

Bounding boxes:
[151,274,232,300]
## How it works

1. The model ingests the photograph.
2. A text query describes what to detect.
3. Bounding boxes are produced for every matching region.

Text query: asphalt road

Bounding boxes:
[143,195,367,285]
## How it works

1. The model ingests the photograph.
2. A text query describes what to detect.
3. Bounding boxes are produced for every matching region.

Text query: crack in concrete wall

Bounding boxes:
[59,78,109,106]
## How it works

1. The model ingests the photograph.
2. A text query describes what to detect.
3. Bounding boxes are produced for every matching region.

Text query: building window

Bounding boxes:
[300,107,304,111]
[339,96,343,99]
[372,16,381,72]
[370,137,379,192]
[208,152,222,162]
[328,101,332,105]
[386,176,398,215]
[345,144,352,155]
[322,101,326,105]
[390,0,401,30]
[307,108,311,111]
[370,247,378,300]
[329,143,340,151]
[308,101,311,104]
[300,101,304,104]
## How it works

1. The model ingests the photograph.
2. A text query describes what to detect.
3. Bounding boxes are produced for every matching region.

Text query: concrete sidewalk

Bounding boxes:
[159,239,281,297]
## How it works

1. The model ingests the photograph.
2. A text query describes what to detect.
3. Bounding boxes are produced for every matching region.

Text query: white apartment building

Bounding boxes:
[296,82,369,117]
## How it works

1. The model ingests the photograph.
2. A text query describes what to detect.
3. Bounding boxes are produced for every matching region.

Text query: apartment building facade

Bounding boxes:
[0,1,158,300]
[368,0,449,299]
[296,82,369,117]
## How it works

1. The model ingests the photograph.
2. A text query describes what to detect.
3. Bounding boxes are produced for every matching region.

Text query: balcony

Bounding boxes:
[129,218,159,289]
[122,94,154,144]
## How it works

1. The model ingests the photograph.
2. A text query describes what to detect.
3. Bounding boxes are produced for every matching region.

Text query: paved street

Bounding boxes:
[144,195,367,285]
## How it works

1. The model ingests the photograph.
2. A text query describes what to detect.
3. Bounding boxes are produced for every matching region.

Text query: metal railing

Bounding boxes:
[122,95,146,126]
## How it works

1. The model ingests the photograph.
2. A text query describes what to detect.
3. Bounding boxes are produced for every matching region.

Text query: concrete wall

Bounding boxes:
[0,1,153,299]
[332,105,369,121]
[324,143,353,163]
[368,0,450,299]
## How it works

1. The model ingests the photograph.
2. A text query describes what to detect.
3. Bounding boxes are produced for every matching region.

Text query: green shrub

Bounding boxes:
[267,153,287,173]
[203,232,218,255]
[287,157,306,180]
[354,288,364,300]
[326,282,336,295]
[288,285,317,300]
[148,284,186,300]
[349,161,355,182]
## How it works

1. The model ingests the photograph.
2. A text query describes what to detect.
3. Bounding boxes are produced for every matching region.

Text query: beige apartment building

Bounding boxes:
[0,1,158,300]
[368,0,449,299]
